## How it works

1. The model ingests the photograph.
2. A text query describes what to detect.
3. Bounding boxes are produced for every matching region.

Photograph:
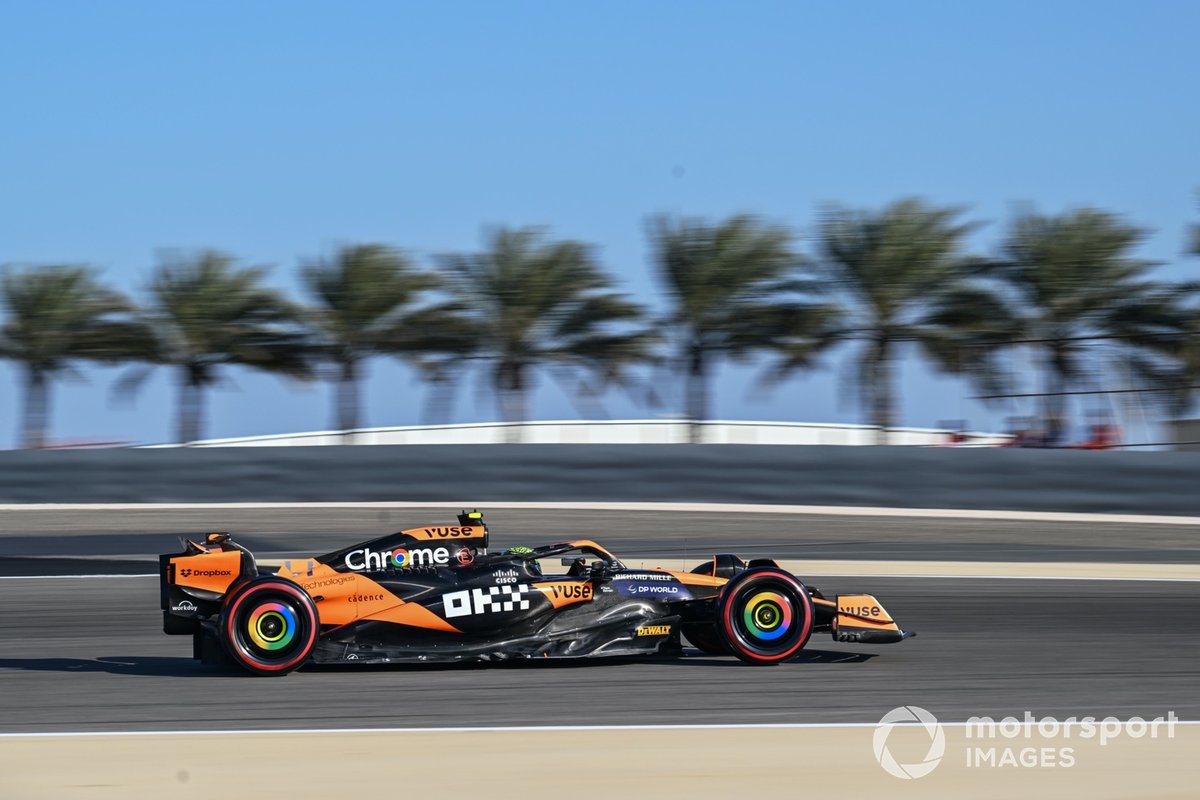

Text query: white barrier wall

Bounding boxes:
[165,420,1010,448]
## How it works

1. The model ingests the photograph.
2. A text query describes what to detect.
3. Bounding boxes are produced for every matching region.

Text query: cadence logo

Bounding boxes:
[344,547,450,571]
[874,706,945,779]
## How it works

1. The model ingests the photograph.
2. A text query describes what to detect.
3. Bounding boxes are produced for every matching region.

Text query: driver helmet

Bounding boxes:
[505,546,541,576]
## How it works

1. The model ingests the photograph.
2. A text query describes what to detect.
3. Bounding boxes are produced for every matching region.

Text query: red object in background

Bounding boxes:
[1078,423,1121,450]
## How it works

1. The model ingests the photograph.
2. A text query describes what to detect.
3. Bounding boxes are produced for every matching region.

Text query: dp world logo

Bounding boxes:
[873,706,945,779]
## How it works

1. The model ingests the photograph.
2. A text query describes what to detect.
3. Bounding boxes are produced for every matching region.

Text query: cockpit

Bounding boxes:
[503,540,625,579]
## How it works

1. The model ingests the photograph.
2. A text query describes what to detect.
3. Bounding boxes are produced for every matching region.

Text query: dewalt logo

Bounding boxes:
[636,625,672,637]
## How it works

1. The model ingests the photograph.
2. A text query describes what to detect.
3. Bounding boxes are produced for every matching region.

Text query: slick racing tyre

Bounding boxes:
[717,568,814,665]
[220,577,318,676]
[681,622,731,655]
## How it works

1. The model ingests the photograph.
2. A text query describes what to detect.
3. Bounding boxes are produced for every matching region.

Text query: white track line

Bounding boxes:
[0,500,1199,525]
[2,720,1197,738]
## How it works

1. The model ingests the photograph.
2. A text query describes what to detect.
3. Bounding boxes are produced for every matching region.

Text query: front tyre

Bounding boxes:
[717,568,814,664]
[220,578,318,676]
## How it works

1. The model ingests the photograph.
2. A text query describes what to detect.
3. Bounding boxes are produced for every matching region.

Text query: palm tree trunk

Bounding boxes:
[868,339,894,445]
[421,374,455,425]
[496,362,527,443]
[336,360,361,440]
[685,345,708,444]
[177,366,205,445]
[21,368,49,449]
[1043,345,1068,446]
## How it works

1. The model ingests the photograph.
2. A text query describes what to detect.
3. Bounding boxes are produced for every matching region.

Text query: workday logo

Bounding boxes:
[873,706,945,779]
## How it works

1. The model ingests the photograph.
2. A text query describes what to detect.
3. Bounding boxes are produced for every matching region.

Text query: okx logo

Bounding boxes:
[443,585,531,618]
[873,706,945,779]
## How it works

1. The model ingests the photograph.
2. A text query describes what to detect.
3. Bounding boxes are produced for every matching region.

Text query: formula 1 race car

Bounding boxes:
[159,511,914,675]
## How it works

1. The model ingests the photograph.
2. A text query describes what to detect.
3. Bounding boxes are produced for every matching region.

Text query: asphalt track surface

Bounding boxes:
[0,507,1197,733]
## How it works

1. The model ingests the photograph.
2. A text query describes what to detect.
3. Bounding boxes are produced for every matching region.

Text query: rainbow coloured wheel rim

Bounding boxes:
[741,591,793,641]
[246,602,299,652]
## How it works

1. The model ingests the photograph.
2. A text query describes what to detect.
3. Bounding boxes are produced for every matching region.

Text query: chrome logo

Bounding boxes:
[247,602,297,651]
[742,591,793,641]
[344,546,451,570]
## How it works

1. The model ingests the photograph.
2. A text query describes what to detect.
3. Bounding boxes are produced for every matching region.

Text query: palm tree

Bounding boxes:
[126,250,311,444]
[0,266,143,448]
[985,208,1186,443]
[649,214,841,443]
[1192,196,1200,257]
[815,198,1008,443]
[303,243,463,435]
[438,228,656,441]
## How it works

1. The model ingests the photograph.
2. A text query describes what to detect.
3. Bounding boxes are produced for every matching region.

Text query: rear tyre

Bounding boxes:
[681,622,730,655]
[220,577,318,676]
[717,568,814,665]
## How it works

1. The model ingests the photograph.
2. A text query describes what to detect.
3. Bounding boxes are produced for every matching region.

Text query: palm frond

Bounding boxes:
[437,227,656,416]
[138,249,314,385]
[0,265,141,372]
[967,207,1186,437]
[814,199,987,424]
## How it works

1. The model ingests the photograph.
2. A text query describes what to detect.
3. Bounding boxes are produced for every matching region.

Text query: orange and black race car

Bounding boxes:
[159,511,914,675]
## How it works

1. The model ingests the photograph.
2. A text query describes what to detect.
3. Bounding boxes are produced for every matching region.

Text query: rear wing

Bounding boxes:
[159,533,258,635]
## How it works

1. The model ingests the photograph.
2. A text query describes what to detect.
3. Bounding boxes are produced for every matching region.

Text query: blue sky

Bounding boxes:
[0,1,1197,446]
